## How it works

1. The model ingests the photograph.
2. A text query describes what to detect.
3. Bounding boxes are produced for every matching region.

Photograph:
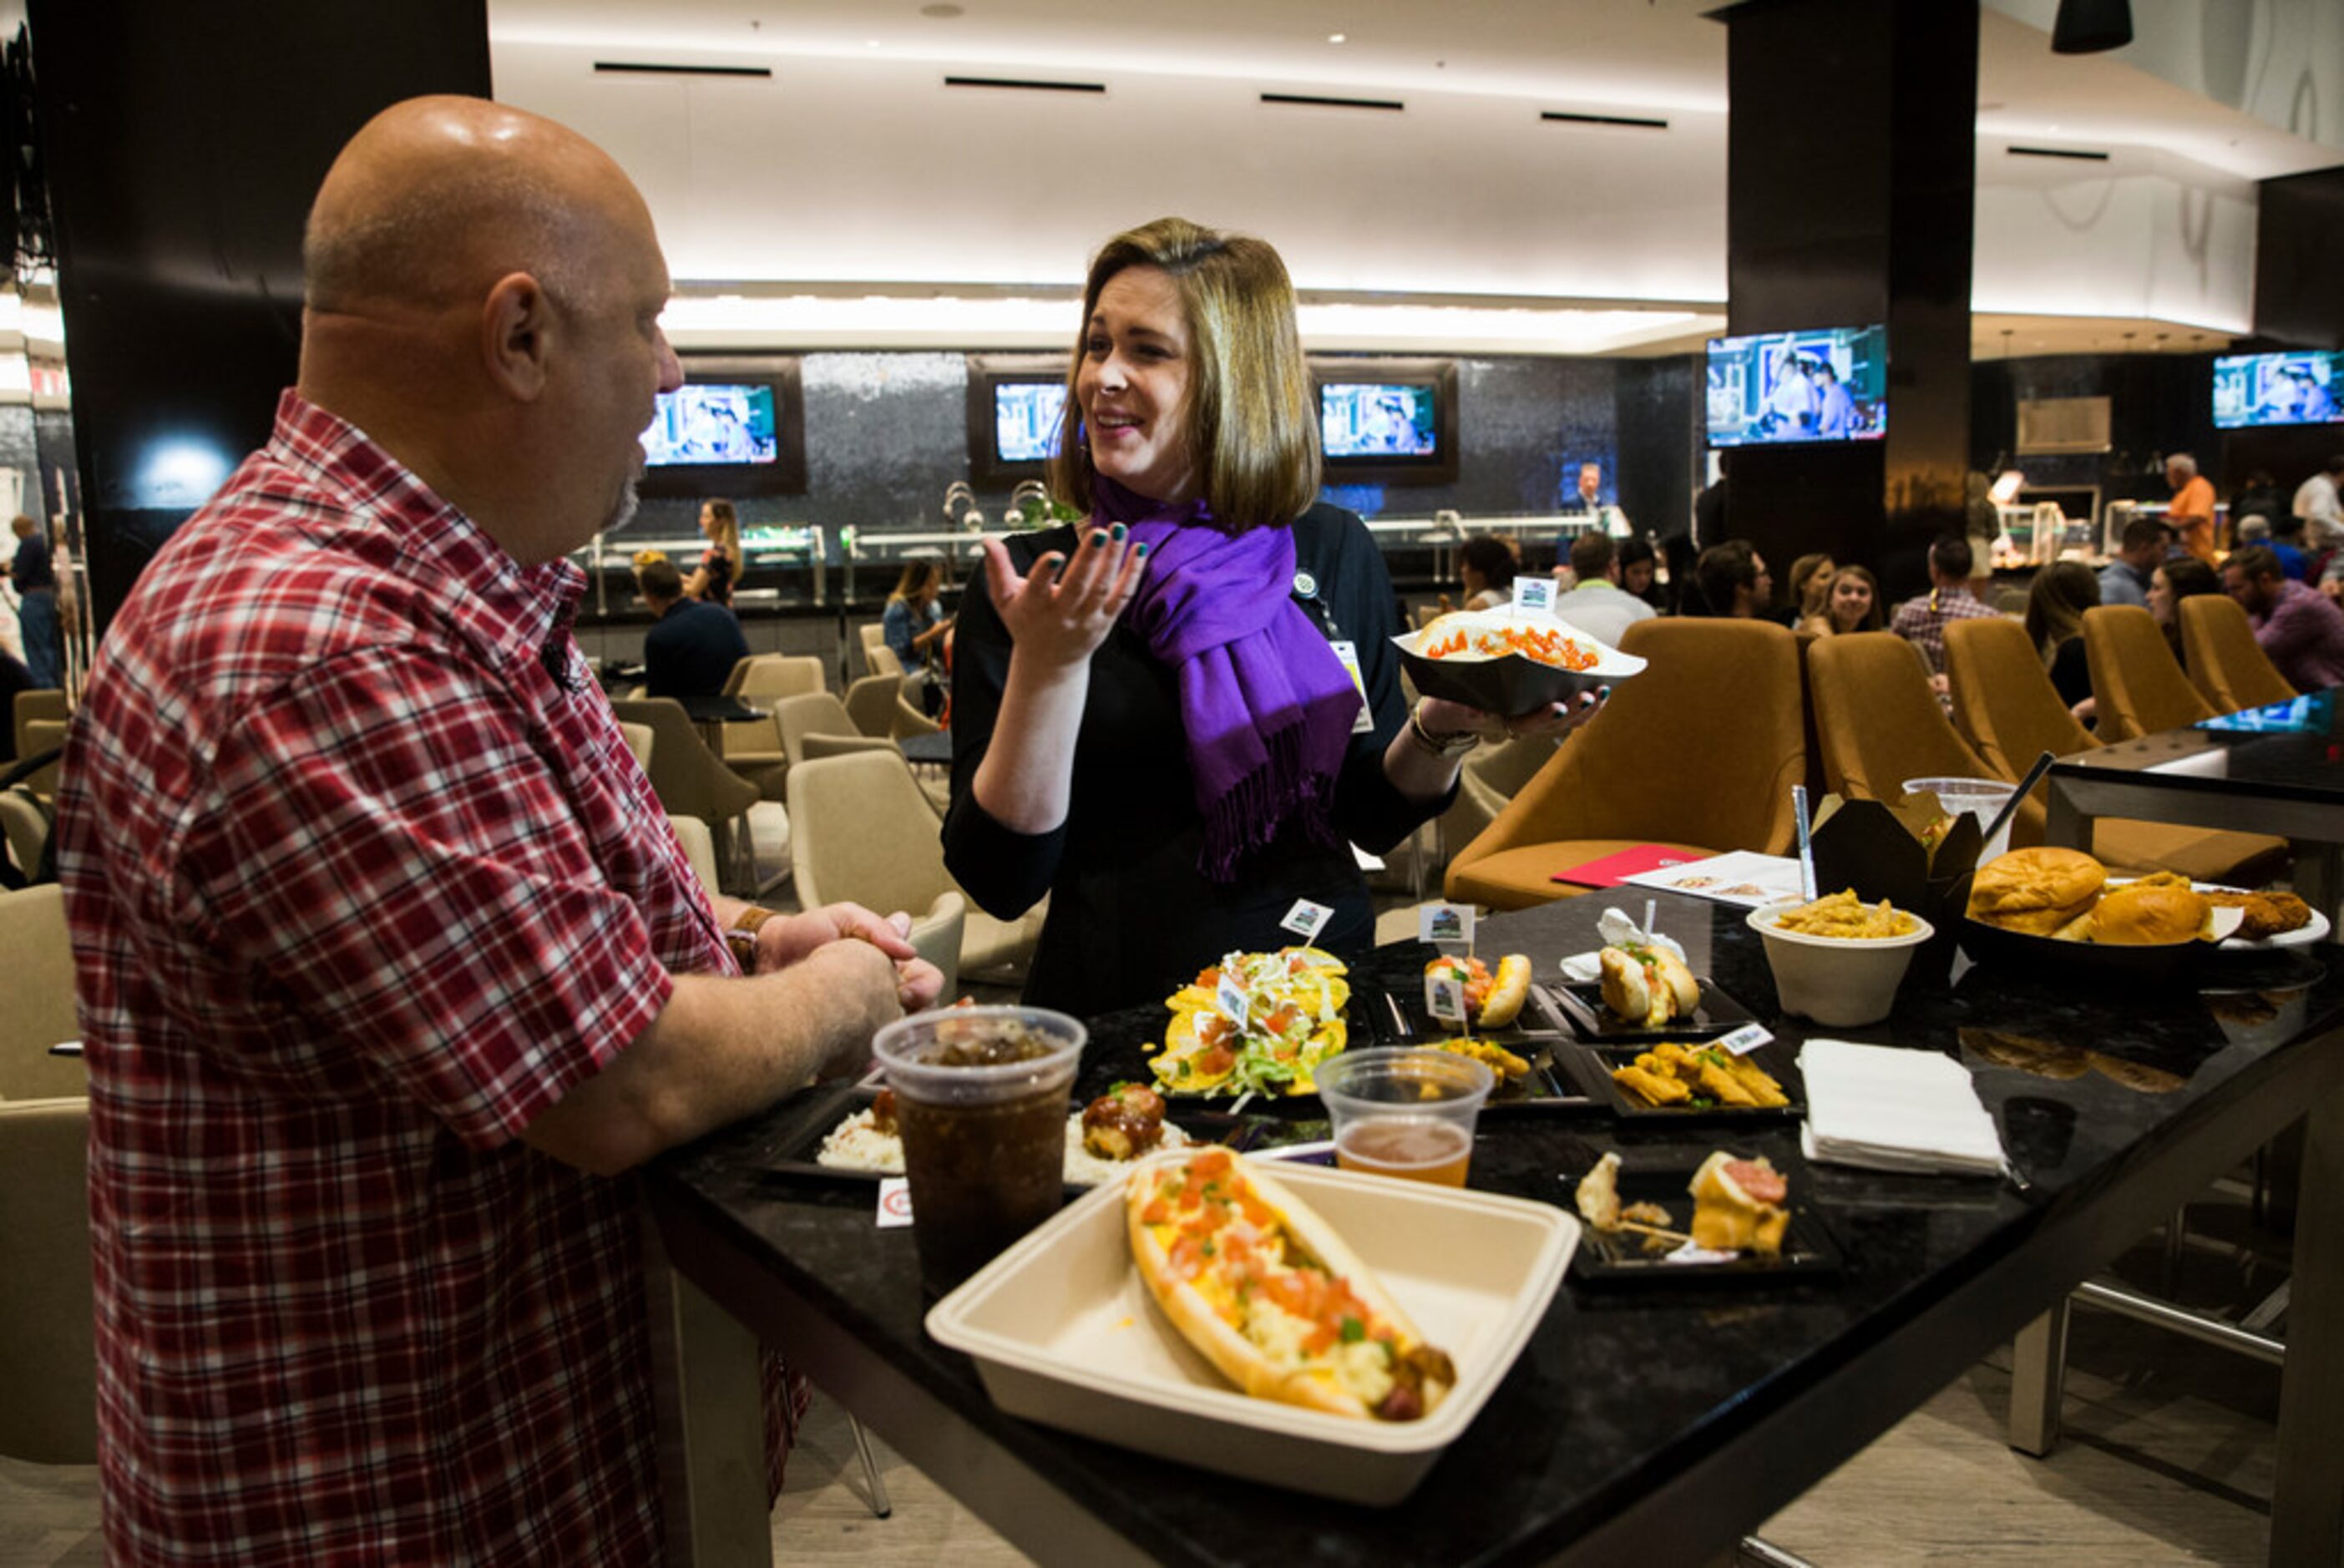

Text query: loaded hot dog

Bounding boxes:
[1126,1151,1455,1422]
[1423,953,1533,1029]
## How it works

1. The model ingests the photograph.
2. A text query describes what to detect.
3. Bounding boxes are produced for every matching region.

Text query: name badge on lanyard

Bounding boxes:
[1328,641,1375,734]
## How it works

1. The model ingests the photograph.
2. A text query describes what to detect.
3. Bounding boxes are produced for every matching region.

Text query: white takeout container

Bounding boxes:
[924,1149,1579,1505]
[1749,900,1936,1028]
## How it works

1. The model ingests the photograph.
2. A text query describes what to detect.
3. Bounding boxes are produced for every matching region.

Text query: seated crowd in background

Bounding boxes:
[2025,559,2099,717]
[1552,532,1656,645]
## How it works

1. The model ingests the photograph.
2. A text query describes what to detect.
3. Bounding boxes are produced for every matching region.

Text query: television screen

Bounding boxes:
[2212,351,2344,429]
[1706,326,1887,447]
[641,384,778,467]
[995,381,1066,464]
[1321,382,1440,458]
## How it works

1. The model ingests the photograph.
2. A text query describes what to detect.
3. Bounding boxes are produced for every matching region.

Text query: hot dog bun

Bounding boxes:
[1598,944,1699,1026]
[1126,1152,1453,1422]
[1477,954,1532,1028]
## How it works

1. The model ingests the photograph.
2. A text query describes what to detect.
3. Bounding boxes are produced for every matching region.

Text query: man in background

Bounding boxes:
[1890,534,2002,679]
[8,513,60,687]
[2223,545,2344,691]
[2164,453,2218,564]
[2293,454,2344,554]
[1691,539,1771,619]
[2097,514,2169,610]
[56,95,940,1562]
[2234,516,2306,583]
[1552,531,1657,648]
[638,554,750,698]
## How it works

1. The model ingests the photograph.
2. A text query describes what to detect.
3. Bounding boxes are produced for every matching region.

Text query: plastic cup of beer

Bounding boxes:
[873,1005,1085,1291]
[1314,1047,1494,1187]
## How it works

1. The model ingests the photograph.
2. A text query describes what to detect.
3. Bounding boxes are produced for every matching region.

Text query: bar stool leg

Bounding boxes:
[846,1412,892,1519]
[2008,1297,2071,1457]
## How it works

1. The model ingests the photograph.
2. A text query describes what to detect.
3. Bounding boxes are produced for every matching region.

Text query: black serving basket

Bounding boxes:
[1392,631,1645,717]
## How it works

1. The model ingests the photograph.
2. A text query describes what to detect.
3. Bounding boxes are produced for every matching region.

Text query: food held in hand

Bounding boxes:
[1688,1151,1790,1257]
[1127,1151,1456,1421]
[1610,1040,1788,1110]
[1416,610,1600,671]
[1771,889,1917,940]
[1966,847,2107,935]
[1422,952,1532,1029]
[1597,943,1701,1027]
[1148,948,1349,1099]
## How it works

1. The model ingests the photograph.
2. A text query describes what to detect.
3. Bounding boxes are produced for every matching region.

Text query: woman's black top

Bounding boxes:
[2048,634,2092,711]
[943,503,1448,1017]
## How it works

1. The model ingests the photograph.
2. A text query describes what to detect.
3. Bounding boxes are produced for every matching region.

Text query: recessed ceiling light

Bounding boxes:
[865,38,879,47]
[1329,33,1347,43]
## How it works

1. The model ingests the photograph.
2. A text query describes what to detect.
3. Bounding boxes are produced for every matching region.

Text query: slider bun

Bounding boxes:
[1967,847,2108,934]
[2090,883,2208,946]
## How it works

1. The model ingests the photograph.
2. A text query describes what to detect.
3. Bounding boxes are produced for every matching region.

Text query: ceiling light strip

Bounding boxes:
[1540,110,1668,130]
[943,75,1106,94]
[593,61,772,78]
[2007,144,2111,161]
[1260,92,1403,112]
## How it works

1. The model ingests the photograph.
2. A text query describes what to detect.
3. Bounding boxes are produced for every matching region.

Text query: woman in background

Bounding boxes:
[1455,534,1517,612]
[2148,555,2220,659]
[1780,552,1836,627]
[943,216,1597,1015]
[2024,559,2099,713]
[683,498,741,607]
[1805,564,1883,635]
[883,558,954,670]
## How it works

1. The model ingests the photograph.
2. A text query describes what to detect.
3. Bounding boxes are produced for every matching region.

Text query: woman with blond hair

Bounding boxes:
[1803,564,1883,635]
[682,498,741,606]
[2024,559,2099,711]
[944,217,1598,1013]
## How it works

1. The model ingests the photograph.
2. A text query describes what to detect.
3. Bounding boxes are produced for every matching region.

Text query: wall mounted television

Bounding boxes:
[1706,326,1887,448]
[637,356,807,498]
[966,354,1071,487]
[1309,358,1460,486]
[2212,350,2344,429]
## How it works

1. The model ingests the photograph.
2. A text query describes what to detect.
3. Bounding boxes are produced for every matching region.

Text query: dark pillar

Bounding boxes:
[27,0,490,635]
[1719,0,1977,601]
[2252,165,2344,353]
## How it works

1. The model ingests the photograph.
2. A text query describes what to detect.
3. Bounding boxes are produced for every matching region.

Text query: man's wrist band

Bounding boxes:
[1407,705,1481,758]
[725,905,780,967]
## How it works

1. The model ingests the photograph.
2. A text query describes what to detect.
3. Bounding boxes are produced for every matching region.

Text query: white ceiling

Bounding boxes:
[486,0,2343,357]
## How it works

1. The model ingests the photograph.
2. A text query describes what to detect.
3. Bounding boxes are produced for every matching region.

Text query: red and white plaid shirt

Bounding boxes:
[56,392,769,1563]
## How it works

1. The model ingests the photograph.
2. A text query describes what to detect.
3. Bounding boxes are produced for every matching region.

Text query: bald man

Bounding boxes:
[55,97,940,1562]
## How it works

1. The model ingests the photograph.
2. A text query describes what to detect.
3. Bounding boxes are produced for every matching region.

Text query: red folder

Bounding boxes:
[1550,843,1698,888]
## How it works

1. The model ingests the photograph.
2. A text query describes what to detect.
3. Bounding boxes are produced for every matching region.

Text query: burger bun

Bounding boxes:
[1966,847,2108,936]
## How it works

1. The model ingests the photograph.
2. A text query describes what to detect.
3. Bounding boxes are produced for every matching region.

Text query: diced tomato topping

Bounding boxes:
[1196,1045,1235,1076]
[1197,1014,1234,1049]
[1190,1151,1233,1179]
[1197,967,1221,988]
[1167,1235,1205,1280]
[1263,1005,1299,1035]
[1304,1323,1338,1354]
[1240,1196,1275,1228]
[1141,1198,1171,1225]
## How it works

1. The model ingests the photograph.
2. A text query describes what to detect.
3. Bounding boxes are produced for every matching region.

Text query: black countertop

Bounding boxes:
[2055,689,2342,804]
[648,890,2344,1565]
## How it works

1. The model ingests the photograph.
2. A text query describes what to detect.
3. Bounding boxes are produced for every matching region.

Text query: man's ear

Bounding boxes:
[482,271,553,400]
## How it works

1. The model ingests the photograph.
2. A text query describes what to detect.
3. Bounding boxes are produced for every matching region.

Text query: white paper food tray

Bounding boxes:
[924,1150,1578,1505]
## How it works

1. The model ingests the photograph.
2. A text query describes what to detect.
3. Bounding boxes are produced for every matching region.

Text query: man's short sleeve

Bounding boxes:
[192,644,672,1148]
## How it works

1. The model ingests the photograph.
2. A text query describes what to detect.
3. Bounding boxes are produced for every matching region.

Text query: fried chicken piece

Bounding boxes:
[2204,890,2311,940]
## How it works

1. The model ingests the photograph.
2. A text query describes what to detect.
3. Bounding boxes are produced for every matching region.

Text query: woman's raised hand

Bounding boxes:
[980,525,1147,673]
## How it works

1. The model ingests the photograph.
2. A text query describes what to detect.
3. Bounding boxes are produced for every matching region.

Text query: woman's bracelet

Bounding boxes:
[1406,703,1482,759]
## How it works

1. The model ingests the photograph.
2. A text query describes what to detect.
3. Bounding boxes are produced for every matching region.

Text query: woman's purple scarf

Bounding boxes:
[1097,478,1361,880]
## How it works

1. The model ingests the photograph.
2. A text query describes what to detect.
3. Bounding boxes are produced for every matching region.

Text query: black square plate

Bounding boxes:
[1567,1160,1842,1285]
[1544,978,1757,1043]
[1556,1041,1805,1122]
[752,1083,1258,1186]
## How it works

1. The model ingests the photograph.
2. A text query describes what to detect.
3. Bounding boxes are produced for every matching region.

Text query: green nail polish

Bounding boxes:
[1134,542,1149,558]
[1091,529,1110,546]
[1111,523,1128,542]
